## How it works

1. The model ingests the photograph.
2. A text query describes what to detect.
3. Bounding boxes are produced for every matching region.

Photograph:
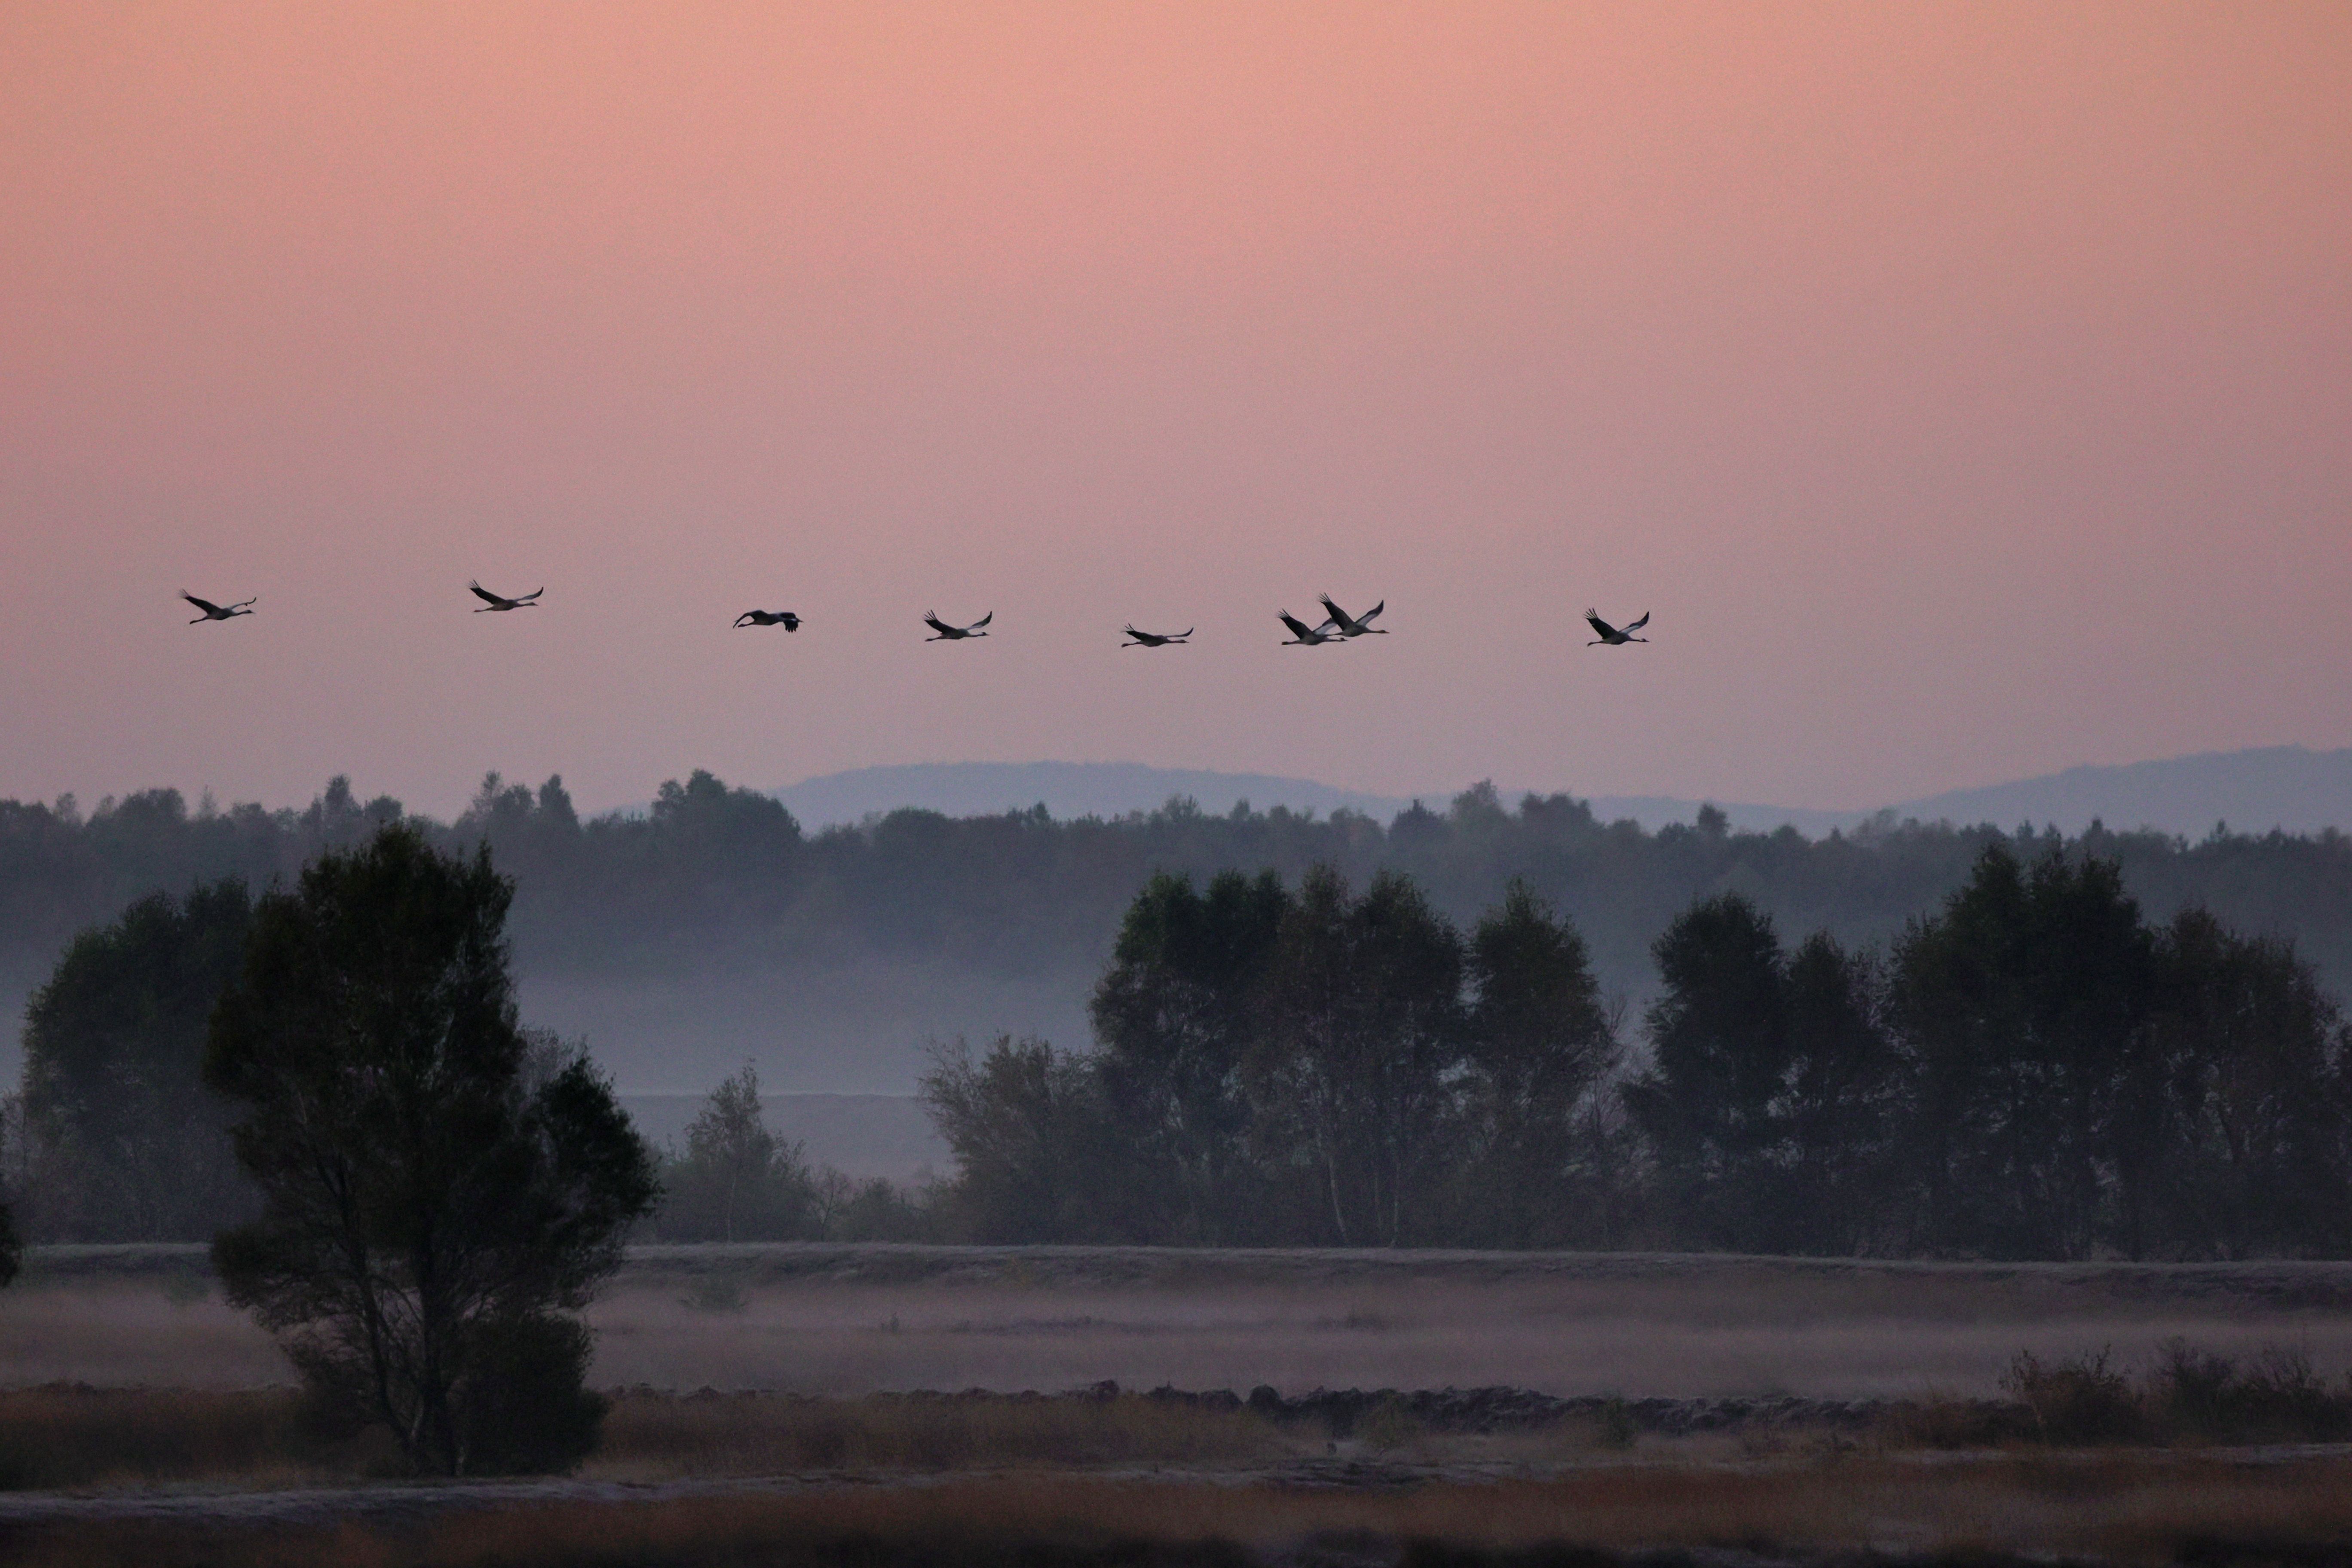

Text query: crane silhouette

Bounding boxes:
[734,610,802,630]
[181,592,255,623]
[1315,595,1387,637]
[1585,609,1651,645]
[1278,610,1340,646]
[1121,625,1192,647]
[924,611,992,641]
[469,581,544,612]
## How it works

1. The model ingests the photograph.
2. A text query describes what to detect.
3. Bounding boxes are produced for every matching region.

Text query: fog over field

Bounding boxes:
[10,1250,2351,1404]
[520,964,1090,1100]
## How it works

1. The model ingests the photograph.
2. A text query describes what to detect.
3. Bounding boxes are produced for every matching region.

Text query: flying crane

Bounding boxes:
[469,581,544,612]
[734,610,802,630]
[924,611,992,641]
[1121,625,1192,647]
[181,592,256,623]
[1278,610,1340,646]
[1585,609,1651,646]
[1315,595,1387,637]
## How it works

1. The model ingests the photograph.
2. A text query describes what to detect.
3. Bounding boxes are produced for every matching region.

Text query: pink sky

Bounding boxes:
[3,3,2347,818]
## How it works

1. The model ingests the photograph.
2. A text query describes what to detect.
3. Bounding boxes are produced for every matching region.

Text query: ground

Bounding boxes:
[5,1246,2352,1564]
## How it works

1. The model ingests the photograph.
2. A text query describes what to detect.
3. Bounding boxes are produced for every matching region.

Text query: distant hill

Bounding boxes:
[1885,747,2352,838]
[771,749,2352,840]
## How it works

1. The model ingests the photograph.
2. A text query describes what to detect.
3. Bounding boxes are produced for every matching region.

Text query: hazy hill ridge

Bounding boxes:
[775,747,2352,839]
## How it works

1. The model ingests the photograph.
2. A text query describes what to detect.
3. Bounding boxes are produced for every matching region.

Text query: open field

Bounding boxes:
[10,1245,2352,1400]
[8,1249,2352,1562]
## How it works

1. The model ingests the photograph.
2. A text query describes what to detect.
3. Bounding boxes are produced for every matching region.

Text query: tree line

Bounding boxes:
[916,851,2352,1259]
[6,769,2352,1017]
[6,831,2350,1262]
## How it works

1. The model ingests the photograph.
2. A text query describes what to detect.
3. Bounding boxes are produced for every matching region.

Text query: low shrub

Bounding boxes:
[2003,1348,2146,1444]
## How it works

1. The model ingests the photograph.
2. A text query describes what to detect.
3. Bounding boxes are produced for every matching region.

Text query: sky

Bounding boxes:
[3,2,2347,820]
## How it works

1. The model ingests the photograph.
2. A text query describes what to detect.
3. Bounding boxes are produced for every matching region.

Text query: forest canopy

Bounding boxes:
[5,770,2351,1020]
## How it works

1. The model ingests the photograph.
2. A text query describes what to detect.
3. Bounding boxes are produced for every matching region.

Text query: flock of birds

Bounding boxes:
[181,588,1653,649]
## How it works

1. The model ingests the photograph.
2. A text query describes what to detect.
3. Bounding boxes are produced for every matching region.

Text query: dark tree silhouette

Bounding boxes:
[1255,868,1463,1246]
[920,1034,1119,1243]
[21,881,254,1240]
[2142,909,2352,1258]
[654,1062,821,1241]
[1089,869,1288,1243]
[1458,879,1624,1247]
[1776,932,1897,1252]
[205,827,655,1476]
[1623,894,1793,1249]
[1892,848,2154,1259]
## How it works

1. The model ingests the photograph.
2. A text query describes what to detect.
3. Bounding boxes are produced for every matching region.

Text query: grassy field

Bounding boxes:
[8,1246,2352,1563]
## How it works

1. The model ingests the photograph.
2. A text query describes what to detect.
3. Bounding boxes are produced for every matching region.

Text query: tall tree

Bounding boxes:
[1255,868,1464,1246]
[21,881,254,1240]
[1089,869,1288,1243]
[1623,894,1795,1250]
[1890,848,2154,1259]
[2142,910,2352,1258]
[920,1034,1122,1243]
[205,827,656,1476]
[1459,879,1623,1246]
[1776,932,1896,1253]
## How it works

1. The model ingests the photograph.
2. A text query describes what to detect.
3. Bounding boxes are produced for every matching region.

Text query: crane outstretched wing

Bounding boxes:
[469,581,504,606]
[969,612,992,630]
[923,612,953,634]
[1354,600,1384,627]
[1279,611,1317,639]
[181,592,223,615]
[1622,611,1650,633]
[1318,594,1354,627]
[1584,609,1618,639]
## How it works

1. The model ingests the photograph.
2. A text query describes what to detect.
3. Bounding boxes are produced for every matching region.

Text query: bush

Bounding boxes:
[2150,1340,2350,1443]
[455,1315,608,1476]
[2001,1349,2144,1444]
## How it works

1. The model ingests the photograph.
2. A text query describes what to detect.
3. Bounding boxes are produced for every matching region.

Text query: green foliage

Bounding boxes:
[20,881,254,1240]
[205,827,657,1476]
[651,1063,822,1241]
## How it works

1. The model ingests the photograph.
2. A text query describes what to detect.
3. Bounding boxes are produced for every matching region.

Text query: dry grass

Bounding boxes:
[0,1384,1297,1491]
[0,1387,338,1490]
[13,1454,2352,1567]
[587,1387,1298,1477]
